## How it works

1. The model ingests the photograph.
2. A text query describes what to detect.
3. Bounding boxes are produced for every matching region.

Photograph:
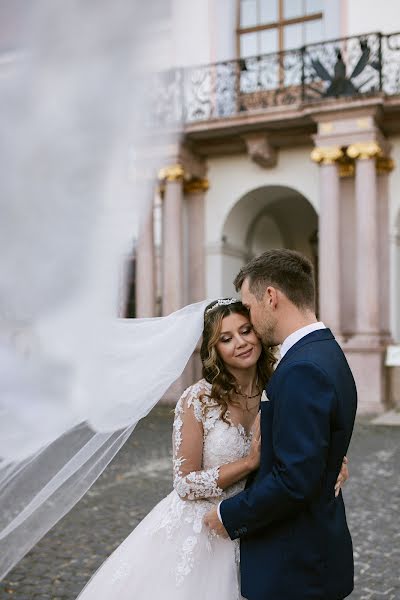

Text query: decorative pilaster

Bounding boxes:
[184,177,209,381]
[135,202,155,317]
[158,164,185,316]
[311,146,343,336]
[376,156,395,337]
[156,147,209,402]
[184,178,208,304]
[345,142,385,339]
[393,229,400,343]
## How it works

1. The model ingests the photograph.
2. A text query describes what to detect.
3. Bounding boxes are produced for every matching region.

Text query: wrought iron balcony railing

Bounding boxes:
[150,31,400,125]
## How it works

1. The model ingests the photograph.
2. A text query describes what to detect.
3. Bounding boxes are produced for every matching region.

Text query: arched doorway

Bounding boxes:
[218,185,318,298]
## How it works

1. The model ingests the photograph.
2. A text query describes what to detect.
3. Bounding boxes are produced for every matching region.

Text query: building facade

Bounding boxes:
[135,0,400,412]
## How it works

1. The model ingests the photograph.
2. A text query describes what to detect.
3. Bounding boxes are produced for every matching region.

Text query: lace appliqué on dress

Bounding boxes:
[145,379,252,588]
[173,381,223,500]
[176,535,198,586]
[174,460,222,500]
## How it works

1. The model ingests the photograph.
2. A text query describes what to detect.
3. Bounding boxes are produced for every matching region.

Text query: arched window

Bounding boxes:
[238,0,324,58]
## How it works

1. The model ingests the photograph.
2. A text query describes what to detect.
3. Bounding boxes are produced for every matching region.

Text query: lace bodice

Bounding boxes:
[173,379,252,502]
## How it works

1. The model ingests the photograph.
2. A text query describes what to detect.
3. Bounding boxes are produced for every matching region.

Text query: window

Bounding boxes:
[238,0,323,57]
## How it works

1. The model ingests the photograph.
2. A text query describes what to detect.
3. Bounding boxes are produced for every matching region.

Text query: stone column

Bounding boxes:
[158,163,189,402]
[135,202,155,317]
[184,177,209,382]
[158,164,185,316]
[376,157,394,338]
[339,173,356,337]
[185,178,209,303]
[347,142,382,340]
[311,146,343,337]
[378,158,398,410]
[393,229,400,342]
[344,142,394,413]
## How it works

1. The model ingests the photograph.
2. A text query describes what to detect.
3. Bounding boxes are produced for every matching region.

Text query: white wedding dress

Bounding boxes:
[76,379,252,599]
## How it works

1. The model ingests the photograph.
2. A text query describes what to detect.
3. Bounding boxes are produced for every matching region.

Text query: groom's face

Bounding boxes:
[241,278,278,346]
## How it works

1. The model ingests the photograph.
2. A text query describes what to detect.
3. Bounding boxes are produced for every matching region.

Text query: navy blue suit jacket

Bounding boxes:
[220,329,357,600]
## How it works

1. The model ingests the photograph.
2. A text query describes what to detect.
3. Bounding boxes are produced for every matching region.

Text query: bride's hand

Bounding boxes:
[335,456,349,497]
[246,412,261,471]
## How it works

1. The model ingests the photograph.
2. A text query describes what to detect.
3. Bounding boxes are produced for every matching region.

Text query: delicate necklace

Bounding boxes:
[237,390,260,399]
[236,375,260,400]
[236,377,260,409]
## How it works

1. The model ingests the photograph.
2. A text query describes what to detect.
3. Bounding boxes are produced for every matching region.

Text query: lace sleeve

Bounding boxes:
[172,383,223,500]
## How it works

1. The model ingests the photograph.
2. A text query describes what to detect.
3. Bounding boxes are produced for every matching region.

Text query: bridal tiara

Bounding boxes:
[205,298,241,315]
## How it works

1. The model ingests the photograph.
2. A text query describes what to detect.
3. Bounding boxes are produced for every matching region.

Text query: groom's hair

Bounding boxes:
[234,249,315,310]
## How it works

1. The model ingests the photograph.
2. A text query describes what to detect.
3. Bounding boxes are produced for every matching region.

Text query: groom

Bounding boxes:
[205,249,357,600]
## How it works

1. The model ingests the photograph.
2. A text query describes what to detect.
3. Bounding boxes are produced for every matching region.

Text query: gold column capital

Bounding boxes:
[310,146,344,165]
[346,141,383,160]
[184,178,210,194]
[376,156,395,174]
[158,163,185,182]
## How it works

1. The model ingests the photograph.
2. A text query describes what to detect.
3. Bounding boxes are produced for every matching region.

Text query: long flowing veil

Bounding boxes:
[0,0,209,579]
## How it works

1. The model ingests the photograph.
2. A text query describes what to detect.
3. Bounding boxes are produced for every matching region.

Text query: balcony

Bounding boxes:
[151,31,400,151]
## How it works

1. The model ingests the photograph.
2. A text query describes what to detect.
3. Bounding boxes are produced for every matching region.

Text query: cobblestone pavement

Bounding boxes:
[1,408,399,600]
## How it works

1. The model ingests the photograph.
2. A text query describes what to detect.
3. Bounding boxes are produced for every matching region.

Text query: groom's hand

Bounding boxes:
[204,508,229,538]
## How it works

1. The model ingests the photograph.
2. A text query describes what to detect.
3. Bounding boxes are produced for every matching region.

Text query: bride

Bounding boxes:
[76,298,348,600]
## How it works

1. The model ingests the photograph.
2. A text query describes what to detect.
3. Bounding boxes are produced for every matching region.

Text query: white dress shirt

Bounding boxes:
[279,321,326,359]
[216,321,326,524]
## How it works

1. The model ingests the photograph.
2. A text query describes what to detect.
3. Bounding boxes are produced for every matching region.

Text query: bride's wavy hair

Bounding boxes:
[200,299,276,422]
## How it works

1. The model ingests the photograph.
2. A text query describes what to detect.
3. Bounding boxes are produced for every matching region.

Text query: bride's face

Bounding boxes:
[215,312,262,371]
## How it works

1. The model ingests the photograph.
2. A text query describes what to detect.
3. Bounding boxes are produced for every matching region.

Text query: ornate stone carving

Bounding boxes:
[158,163,185,182]
[376,156,395,174]
[311,146,356,176]
[310,146,344,165]
[338,157,355,178]
[346,142,394,173]
[184,178,210,194]
[244,134,277,168]
[346,141,383,160]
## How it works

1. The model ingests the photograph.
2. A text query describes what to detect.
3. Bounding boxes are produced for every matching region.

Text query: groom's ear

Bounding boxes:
[264,286,279,309]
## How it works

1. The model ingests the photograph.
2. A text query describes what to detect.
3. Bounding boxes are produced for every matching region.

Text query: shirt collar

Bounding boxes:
[280,322,326,359]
